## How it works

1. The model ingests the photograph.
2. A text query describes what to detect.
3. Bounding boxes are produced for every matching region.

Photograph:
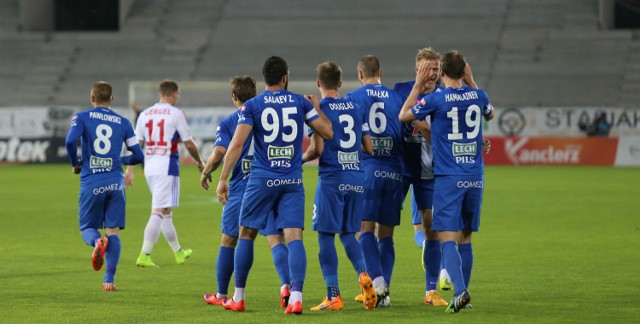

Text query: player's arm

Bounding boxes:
[482,136,491,153]
[201,146,227,190]
[305,95,333,140]
[184,139,205,172]
[412,119,431,143]
[64,116,83,174]
[216,124,251,204]
[462,63,478,89]
[303,133,323,162]
[361,134,373,155]
[399,61,433,123]
[124,139,144,188]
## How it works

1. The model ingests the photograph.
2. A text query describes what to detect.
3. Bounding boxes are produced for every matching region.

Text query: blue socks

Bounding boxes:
[441,240,466,295]
[458,243,473,289]
[271,243,291,286]
[104,235,121,283]
[378,237,394,286]
[358,231,383,279]
[234,238,254,288]
[425,240,441,291]
[339,233,366,274]
[216,246,234,295]
[318,232,339,297]
[81,228,100,246]
[288,239,306,293]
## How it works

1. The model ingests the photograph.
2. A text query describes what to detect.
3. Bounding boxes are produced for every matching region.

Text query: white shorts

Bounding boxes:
[145,175,180,209]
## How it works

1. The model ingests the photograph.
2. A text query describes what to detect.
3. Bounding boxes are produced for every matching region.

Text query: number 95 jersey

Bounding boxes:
[411,85,493,176]
[238,89,319,178]
[135,102,193,176]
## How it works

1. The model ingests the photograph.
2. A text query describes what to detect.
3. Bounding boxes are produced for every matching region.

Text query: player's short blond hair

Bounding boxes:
[91,81,112,104]
[416,47,441,64]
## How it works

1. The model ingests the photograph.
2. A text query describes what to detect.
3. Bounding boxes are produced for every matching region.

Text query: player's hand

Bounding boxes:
[72,160,81,175]
[462,63,476,88]
[416,61,433,86]
[305,94,320,107]
[196,160,205,173]
[216,179,229,205]
[482,136,491,154]
[124,171,134,188]
[200,172,212,190]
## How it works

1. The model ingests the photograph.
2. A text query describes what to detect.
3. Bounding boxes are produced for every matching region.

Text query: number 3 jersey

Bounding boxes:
[411,85,493,176]
[238,89,319,178]
[66,107,138,182]
[135,102,193,177]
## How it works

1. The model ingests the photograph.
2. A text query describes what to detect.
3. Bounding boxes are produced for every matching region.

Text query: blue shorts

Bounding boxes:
[402,178,434,224]
[432,174,484,232]
[362,164,403,226]
[259,211,283,236]
[222,192,282,237]
[239,177,305,230]
[312,172,364,234]
[78,177,126,230]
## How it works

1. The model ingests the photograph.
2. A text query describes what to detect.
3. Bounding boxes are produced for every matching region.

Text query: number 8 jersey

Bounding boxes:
[238,89,319,178]
[135,102,193,176]
[411,85,493,176]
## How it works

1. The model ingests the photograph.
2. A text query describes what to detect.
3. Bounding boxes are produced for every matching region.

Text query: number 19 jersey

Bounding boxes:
[135,102,193,177]
[412,85,492,175]
[238,89,319,178]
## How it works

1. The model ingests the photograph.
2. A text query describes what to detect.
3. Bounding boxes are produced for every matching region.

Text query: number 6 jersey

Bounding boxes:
[135,102,193,176]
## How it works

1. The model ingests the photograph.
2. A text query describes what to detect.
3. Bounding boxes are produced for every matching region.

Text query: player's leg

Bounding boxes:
[156,176,191,263]
[375,174,402,307]
[459,176,483,291]
[137,175,164,267]
[78,182,109,273]
[102,186,126,291]
[224,178,275,312]
[279,183,307,314]
[411,196,425,248]
[263,230,291,308]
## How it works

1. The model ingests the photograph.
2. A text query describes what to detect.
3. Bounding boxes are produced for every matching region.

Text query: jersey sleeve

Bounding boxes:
[238,101,254,127]
[124,119,139,149]
[479,90,494,117]
[358,102,370,136]
[411,93,436,121]
[175,110,193,142]
[64,114,83,166]
[214,118,232,149]
[302,98,319,124]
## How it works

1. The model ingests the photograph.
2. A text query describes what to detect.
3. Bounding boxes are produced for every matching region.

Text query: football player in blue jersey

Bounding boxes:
[399,50,494,313]
[215,56,333,314]
[394,48,450,306]
[65,81,144,291]
[302,61,377,311]
[201,75,292,309]
[347,55,404,307]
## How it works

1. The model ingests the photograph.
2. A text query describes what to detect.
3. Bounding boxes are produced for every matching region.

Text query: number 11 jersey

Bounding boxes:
[135,102,193,176]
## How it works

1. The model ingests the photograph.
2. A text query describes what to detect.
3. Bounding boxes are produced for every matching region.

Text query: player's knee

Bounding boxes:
[221,234,238,247]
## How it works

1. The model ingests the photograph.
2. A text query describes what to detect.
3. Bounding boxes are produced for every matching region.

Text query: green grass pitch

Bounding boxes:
[1,164,639,323]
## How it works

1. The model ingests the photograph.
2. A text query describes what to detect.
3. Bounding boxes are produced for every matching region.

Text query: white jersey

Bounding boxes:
[135,102,193,176]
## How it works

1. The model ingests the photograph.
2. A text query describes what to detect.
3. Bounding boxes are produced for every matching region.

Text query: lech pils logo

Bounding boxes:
[241,158,252,174]
[90,156,113,168]
[452,142,477,156]
[268,145,294,160]
[372,137,393,151]
[338,151,359,164]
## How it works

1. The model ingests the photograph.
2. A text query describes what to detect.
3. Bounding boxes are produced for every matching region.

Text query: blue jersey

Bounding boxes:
[315,96,369,174]
[215,110,254,193]
[238,89,319,178]
[65,107,141,182]
[411,85,493,175]
[393,81,443,179]
[346,84,404,166]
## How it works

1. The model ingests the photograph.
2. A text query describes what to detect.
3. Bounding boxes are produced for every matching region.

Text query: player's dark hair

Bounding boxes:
[262,56,289,86]
[230,75,257,103]
[357,55,381,78]
[92,81,112,104]
[316,61,342,90]
[159,80,179,96]
[441,50,466,80]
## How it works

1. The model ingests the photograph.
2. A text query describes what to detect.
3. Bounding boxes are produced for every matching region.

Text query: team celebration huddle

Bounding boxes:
[65,48,494,315]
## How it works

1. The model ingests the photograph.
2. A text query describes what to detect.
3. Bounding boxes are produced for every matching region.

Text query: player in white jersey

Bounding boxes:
[125,80,205,268]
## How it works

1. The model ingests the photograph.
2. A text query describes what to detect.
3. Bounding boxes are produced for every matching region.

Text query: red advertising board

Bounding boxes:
[484,136,619,166]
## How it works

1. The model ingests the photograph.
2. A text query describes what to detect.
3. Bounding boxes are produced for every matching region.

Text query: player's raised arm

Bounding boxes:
[305,94,333,140]
[412,119,432,143]
[216,123,251,204]
[303,133,323,162]
[462,62,478,89]
[399,61,433,123]
[200,146,227,190]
